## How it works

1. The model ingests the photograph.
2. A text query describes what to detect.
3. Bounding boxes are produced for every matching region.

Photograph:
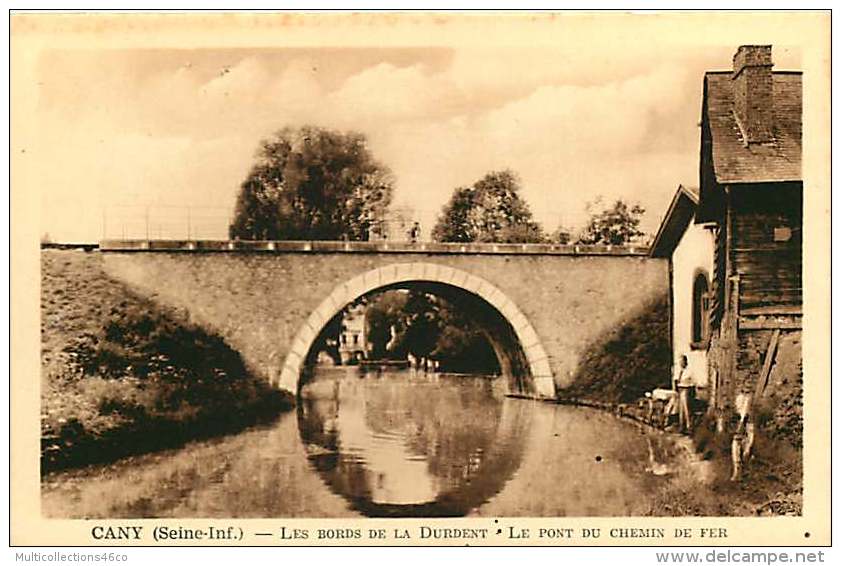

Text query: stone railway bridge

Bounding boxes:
[100,240,667,399]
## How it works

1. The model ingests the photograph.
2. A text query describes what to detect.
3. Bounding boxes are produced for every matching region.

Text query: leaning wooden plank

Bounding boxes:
[754,328,781,400]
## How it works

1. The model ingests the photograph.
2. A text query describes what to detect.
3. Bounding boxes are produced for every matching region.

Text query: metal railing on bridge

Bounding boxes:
[102,205,233,241]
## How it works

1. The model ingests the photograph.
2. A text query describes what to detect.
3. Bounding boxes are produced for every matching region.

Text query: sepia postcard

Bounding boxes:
[9,10,831,547]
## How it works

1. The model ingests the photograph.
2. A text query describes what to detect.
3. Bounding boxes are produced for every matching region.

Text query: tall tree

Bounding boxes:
[431,170,546,243]
[576,198,647,246]
[229,126,394,241]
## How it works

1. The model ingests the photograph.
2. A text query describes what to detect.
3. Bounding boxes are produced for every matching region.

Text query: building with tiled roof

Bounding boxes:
[651,45,802,446]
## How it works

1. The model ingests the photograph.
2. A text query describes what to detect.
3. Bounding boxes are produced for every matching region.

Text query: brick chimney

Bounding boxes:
[732,45,774,144]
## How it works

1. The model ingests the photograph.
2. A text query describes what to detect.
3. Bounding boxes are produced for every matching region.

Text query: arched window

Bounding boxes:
[692,271,710,344]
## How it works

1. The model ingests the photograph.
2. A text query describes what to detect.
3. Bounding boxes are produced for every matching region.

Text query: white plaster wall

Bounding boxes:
[671,216,716,387]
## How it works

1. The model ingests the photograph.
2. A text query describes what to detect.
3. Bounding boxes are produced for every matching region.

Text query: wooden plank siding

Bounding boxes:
[729,183,803,312]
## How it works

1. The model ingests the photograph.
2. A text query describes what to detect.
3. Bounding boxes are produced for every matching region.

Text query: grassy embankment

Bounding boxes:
[41,250,293,473]
[556,294,802,516]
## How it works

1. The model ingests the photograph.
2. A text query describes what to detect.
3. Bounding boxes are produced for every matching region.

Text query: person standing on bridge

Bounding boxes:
[408,222,421,243]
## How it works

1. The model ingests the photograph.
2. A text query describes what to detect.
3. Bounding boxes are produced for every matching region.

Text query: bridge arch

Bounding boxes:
[278,262,555,398]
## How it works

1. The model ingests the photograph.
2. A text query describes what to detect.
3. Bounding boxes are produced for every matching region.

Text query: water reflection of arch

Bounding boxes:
[278,263,555,398]
[297,372,532,517]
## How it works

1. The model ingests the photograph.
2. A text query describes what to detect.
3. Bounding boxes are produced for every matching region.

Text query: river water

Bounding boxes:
[42,369,679,518]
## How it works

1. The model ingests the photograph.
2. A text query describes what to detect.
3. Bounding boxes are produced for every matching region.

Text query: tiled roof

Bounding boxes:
[703,71,802,183]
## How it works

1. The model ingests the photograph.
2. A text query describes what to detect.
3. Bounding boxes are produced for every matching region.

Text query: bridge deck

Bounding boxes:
[99,239,650,256]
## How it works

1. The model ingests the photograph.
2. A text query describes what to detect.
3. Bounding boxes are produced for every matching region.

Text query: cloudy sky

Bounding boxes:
[30,34,799,242]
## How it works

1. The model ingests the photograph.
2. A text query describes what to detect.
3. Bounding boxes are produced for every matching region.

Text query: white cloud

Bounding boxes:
[327,63,455,123]
[35,47,707,241]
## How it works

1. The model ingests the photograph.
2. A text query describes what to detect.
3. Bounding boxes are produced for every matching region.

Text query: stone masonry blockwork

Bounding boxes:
[101,250,668,397]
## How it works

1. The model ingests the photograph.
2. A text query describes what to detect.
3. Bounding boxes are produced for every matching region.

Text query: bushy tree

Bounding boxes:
[364,290,500,374]
[576,198,646,246]
[428,305,500,374]
[229,126,394,241]
[364,291,409,360]
[365,290,439,361]
[431,170,546,243]
[398,292,441,359]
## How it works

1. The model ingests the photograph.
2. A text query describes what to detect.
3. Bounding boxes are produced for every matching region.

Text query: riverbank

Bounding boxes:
[41,250,293,473]
[644,434,802,516]
[553,288,801,516]
[556,396,801,516]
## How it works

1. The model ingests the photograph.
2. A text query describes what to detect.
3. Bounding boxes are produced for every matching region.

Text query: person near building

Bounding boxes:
[673,354,697,432]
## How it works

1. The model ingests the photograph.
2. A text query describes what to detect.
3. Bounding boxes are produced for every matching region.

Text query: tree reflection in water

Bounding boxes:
[298,369,531,517]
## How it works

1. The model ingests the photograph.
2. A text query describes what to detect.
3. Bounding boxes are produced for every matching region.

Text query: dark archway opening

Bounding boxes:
[299,280,532,394]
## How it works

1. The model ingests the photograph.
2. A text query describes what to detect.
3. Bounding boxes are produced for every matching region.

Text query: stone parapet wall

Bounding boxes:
[100,239,650,256]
